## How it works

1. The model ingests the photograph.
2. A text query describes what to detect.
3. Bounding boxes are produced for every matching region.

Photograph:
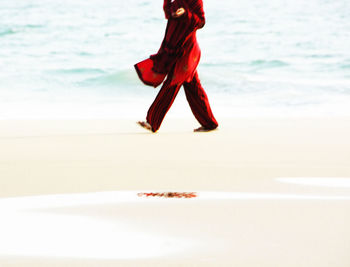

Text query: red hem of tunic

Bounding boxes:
[134,64,158,88]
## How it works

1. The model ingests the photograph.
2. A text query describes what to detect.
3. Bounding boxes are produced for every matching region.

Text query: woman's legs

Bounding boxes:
[183,71,218,130]
[146,77,181,132]
[145,71,218,132]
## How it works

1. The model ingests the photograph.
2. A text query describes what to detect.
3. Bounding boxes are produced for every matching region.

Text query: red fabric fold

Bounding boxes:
[134,59,166,88]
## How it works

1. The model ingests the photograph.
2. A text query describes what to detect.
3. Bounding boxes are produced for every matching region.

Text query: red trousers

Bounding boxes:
[146,71,218,132]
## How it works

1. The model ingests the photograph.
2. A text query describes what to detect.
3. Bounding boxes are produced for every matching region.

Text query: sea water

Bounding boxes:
[1,0,349,119]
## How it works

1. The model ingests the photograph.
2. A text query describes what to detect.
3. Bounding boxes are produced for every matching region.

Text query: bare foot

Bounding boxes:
[194,126,217,132]
[137,121,153,132]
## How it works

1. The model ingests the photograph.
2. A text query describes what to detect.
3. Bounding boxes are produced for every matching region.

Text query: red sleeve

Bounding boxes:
[166,0,205,29]
[183,0,206,29]
[163,0,171,19]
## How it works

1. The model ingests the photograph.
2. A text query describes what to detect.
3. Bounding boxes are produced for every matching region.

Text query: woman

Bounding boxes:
[134,0,218,132]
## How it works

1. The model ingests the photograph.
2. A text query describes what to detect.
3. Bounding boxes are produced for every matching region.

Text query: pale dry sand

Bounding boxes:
[0,118,350,266]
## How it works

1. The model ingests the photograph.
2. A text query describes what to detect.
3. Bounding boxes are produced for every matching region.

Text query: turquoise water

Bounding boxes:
[1,0,349,119]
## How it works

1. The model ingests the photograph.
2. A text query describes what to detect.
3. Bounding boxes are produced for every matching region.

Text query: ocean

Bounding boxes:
[1,0,349,119]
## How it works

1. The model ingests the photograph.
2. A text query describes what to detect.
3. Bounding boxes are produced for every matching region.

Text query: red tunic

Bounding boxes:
[134,0,205,88]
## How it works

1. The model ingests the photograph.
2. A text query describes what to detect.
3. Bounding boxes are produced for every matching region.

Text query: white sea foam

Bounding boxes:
[0,189,349,259]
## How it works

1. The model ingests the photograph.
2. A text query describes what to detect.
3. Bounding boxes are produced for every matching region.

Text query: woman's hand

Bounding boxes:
[172,7,186,18]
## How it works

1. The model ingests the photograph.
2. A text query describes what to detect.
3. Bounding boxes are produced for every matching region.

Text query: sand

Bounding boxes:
[0,118,350,266]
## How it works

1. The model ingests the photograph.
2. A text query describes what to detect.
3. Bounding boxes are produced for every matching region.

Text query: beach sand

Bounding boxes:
[0,118,350,266]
